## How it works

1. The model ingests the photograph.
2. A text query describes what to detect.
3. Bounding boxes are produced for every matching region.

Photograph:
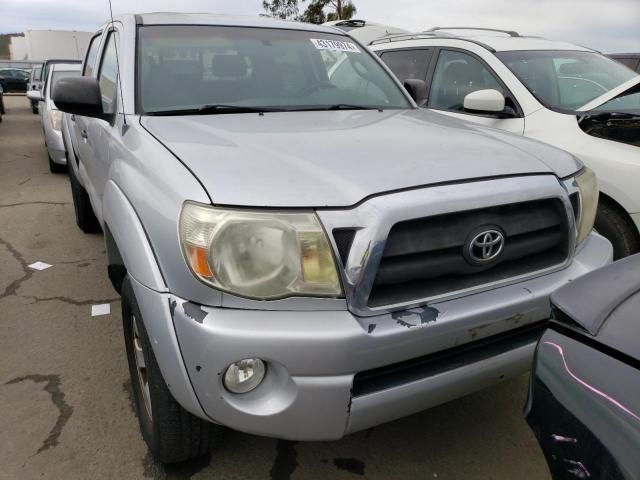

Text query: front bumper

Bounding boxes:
[139,232,611,441]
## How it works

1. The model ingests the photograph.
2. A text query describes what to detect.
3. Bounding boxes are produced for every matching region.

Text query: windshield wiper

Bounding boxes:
[288,104,382,112]
[146,105,284,116]
[196,104,284,114]
[146,103,383,116]
[325,104,381,111]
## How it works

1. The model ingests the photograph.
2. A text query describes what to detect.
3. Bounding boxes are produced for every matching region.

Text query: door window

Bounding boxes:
[98,31,119,115]
[84,33,102,77]
[380,49,431,83]
[428,50,504,112]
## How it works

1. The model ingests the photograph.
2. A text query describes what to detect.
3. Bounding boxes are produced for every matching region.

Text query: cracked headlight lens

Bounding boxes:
[575,168,598,245]
[179,202,342,299]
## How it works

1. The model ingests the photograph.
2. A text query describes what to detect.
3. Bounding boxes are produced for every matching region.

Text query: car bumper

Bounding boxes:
[136,232,612,441]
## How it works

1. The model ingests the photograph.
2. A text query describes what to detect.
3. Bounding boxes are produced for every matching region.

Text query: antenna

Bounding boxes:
[107,0,126,126]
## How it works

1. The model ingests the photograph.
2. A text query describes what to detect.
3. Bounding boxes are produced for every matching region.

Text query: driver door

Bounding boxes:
[71,31,103,178]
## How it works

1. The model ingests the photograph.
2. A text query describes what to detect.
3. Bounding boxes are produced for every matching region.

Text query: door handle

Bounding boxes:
[80,129,88,139]
[70,115,76,122]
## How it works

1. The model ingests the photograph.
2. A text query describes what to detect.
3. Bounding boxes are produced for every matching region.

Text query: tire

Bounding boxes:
[48,154,67,174]
[67,161,102,233]
[595,198,640,260]
[121,277,221,463]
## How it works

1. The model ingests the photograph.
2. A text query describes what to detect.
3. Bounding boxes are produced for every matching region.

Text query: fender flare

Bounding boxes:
[102,179,167,293]
[102,181,207,418]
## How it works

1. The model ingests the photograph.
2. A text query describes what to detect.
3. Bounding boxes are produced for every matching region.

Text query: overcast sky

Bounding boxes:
[1,0,638,53]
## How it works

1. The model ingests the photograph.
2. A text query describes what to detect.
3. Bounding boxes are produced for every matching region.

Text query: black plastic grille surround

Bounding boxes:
[352,320,548,397]
[367,199,569,307]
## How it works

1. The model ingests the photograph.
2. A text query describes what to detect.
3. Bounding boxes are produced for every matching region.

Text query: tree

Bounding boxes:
[300,0,357,23]
[262,0,300,20]
[262,0,357,24]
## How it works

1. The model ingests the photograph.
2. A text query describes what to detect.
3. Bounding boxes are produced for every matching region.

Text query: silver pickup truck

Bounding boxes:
[54,13,612,463]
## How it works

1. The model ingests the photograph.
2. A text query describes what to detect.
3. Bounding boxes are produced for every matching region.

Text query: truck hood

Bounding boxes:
[577,75,640,112]
[142,108,581,207]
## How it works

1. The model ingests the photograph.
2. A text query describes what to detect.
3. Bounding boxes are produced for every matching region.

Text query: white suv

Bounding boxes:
[371,28,640,259]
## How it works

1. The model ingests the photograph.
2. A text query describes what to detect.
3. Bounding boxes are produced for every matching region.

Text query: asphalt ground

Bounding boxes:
[0,94,551,480]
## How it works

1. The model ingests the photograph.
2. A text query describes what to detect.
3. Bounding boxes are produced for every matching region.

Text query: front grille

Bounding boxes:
[352,320,547,397]
[368,199,569,307]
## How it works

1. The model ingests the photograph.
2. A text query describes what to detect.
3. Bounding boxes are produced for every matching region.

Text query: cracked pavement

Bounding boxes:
[0,95,550,479]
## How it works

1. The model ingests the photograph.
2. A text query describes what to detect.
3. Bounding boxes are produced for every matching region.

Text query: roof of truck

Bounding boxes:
[129,12,342,34]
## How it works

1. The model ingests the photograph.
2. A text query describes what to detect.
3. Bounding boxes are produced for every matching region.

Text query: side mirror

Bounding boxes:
[27,90,43,102]
[463,89,506,114]
[403,79,427,105]
[53,77,107,119]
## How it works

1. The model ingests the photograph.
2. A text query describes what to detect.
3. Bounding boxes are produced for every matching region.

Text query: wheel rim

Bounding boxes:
[132,314,153,420]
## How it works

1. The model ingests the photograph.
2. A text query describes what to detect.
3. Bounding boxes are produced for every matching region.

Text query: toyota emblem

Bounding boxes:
[464,227,505,265]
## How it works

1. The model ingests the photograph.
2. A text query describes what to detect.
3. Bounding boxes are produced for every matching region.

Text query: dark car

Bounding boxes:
[526,254,640,480]
[608,53,640,73]
[0,83,4,118]
[0,68,30,93]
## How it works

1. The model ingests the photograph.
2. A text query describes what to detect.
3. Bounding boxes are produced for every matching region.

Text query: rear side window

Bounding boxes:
[98,31,119,114]
[84,33,102,77]
[380,49,432,83]
[428,50,503,111]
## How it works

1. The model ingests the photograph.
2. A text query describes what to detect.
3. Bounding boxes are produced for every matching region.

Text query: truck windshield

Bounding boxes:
[497,50,638,112]
[137,25,410,114]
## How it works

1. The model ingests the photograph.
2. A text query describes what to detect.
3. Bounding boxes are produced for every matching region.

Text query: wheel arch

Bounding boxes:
[102,180,167,294]
[599,191,640,237]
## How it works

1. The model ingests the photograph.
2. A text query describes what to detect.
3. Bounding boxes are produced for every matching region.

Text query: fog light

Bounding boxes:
[223,358,266,394]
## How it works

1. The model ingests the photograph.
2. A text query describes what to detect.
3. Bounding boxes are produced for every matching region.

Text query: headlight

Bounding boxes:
[49,109,62,131]
[574,168,598,244]
[179,202,342,299]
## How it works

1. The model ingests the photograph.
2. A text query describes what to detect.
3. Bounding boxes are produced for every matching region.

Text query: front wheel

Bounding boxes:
[595,199,640,260]
[121,277,222,463]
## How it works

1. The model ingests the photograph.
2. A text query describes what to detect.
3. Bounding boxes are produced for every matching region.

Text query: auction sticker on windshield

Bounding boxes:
[310,38,360,53]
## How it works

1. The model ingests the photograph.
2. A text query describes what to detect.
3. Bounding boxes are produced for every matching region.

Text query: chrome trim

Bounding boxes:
[562,175,583,247]
[318,175,577,317]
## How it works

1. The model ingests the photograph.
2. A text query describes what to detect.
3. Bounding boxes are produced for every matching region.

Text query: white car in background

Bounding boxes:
[28,62,81,173]
[369,27,640,259]
[28,64,43,114]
